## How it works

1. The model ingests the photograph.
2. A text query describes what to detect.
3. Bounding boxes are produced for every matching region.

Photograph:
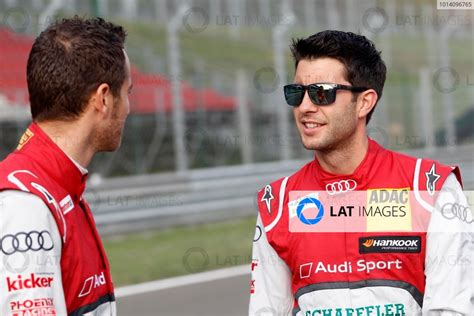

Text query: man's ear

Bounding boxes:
[357,89,378,120]
[91,83,113,116]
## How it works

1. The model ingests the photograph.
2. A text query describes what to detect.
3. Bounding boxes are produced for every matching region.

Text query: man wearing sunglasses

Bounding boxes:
[249,31,472,315]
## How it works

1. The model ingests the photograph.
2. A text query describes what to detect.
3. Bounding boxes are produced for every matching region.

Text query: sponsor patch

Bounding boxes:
[325,179,357,195]
[425,163,440,196]
[1,230,54,255]
[260,185,274,214]
[298,259,402,276]
[60,195,74,215]
[10,298,56,316]
[78,272,106,297]
[17,128,34,150]
[7,273,54,292]
[305,303,405,316]
[359,236,422,254]
[365,188,411,232]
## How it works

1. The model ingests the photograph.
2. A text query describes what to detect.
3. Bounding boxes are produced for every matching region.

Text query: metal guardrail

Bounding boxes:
[87,160,302,235]
[86,145,474,235]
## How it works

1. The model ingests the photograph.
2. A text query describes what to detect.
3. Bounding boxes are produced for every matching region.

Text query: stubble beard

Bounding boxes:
[300,101,358,153]
[94,99,125,152]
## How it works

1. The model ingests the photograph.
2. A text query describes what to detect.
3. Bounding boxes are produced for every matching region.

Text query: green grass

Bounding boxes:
[103,216,256,287]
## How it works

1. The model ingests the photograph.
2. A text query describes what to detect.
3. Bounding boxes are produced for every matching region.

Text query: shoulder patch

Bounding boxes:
[416,159,460,194]
[425,163,441,196]
[260,185,274,214]
[257,177,289,232]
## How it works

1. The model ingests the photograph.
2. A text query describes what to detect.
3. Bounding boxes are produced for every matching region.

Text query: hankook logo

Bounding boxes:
[359,236,421,254]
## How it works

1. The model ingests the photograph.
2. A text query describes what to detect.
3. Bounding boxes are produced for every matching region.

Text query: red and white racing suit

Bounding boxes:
[249,139,473,315]
[0,123,116,315]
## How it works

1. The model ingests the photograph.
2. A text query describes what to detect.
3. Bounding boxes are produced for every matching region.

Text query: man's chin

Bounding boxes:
[301,136,327,151]
[302,140,331,151]
[98,139,122,152]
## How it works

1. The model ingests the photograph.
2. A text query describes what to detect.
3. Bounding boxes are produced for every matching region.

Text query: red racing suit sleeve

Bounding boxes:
[248,213,294,316]
[0,190,67,316]
[423,173,474,315]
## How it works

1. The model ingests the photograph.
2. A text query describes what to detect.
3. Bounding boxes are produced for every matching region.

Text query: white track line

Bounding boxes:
[115,265,249,298]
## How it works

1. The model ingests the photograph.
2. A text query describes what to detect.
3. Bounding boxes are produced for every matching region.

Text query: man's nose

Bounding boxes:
[298,90,319,113]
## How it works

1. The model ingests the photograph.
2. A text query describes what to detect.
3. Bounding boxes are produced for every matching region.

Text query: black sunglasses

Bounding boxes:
[283,83,368,106]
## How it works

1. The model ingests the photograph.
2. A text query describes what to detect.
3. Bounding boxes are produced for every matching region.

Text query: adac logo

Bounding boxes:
[297,197,324,225]
[362,239,374,248]
[16,128,34,150]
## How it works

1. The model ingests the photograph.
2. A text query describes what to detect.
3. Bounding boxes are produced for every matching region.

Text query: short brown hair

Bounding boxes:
[27,16,127,121]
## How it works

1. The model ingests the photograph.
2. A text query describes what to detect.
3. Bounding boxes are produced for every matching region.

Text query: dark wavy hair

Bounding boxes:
[290,30,386,124]
[27,16,127,121]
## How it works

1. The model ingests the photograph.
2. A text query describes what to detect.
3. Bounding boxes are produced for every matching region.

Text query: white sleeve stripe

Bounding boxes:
[413,158,434,213]
[265,176,289,233]
[7,170,36,192]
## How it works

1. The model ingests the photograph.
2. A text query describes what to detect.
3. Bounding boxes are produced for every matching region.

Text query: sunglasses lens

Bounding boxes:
[284,85,304,106]
[309,85,336,105]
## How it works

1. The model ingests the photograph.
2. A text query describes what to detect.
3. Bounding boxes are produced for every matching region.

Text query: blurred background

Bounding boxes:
[0,0,473,315]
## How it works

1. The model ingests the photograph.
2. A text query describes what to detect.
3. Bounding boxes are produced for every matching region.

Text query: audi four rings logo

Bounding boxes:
[325,179,357,195]
[0,231,54,255]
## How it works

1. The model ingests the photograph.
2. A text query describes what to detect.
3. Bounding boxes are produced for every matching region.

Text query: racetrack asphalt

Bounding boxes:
[116,274,250,315]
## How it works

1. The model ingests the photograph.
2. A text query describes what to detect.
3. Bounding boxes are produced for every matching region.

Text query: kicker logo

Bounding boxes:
[6,274,54,292]
[78,272,106,297]
[360,236,421,254]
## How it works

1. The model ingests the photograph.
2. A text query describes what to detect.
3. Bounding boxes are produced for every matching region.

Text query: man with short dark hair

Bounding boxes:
[0,17,132,315]
[249,31,472,315]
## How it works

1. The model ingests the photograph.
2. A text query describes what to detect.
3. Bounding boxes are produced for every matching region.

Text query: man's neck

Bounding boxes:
[36,120,95,168]
[315,135,369,175]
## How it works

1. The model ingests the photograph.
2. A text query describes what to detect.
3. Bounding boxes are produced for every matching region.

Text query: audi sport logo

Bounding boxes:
[325,179,357,195]
[0,231,54,255]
